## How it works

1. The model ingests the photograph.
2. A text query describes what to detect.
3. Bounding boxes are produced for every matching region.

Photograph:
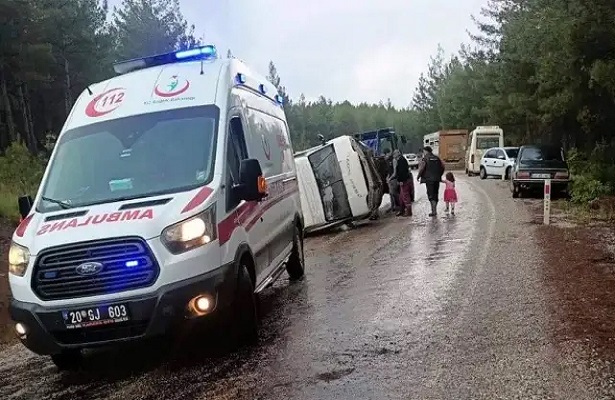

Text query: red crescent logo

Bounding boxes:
[85,88,125,117]
[154,80,190,98]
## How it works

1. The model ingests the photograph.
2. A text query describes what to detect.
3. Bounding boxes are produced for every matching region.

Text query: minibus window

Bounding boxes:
[38,106,220,212]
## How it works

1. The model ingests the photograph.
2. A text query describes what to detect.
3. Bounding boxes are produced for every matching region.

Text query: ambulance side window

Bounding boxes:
[226,116,248,211]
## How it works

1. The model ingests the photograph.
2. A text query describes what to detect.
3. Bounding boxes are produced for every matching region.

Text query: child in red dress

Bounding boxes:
[442,172,458,214]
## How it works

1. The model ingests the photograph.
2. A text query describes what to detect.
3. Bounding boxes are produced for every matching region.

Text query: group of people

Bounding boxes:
[384,149,414,217]
[384,146,458,217]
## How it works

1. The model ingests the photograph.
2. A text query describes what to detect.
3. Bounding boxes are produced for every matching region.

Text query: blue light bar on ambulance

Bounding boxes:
[236,73,246,84]
[259,84,266,94]
[275,95,284,104]
[113,45,218,75]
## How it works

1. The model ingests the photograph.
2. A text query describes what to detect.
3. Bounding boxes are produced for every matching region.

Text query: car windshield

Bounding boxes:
[476,136,501,149]
[38,106,219,213]
[505,148,519,158]
[520,146,563,161]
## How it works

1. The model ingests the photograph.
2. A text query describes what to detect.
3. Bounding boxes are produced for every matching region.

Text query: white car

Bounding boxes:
[479,146,519,179]
[404,153,420,169]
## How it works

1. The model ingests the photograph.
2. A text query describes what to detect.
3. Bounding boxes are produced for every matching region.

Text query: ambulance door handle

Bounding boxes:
[283,177,296,183]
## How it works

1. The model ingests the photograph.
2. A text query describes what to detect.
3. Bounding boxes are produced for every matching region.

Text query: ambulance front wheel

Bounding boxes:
[51,349,83,371]
[231,263,259,346]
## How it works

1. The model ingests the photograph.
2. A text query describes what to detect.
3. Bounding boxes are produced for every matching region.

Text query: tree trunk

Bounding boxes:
[25,84,38,154]
[21,83,37,153]
[0,68,17,147]
[17,84,30,148]
[64,56,72,116]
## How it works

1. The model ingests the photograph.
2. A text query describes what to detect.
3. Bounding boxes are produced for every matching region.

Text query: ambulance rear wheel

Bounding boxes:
[286,225,305,281]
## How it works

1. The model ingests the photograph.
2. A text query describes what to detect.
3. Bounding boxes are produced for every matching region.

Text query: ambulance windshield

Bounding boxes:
[38,106,219,212]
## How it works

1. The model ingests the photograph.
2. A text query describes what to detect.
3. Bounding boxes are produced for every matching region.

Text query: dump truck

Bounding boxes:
[423,129,468,170]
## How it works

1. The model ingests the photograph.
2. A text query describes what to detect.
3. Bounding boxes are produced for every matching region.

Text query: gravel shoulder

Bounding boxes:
[0,219,15,349]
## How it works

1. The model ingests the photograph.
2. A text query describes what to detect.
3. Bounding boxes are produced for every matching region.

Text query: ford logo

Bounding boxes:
[75,262,104,276]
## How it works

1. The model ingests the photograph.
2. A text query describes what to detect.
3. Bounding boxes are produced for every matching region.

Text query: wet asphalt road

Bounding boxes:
[1,176,615,399]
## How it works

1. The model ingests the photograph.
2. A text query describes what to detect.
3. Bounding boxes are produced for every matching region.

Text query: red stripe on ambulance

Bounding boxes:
[182,186,213,213]
[217,180,299,245]
[36,209,154,236]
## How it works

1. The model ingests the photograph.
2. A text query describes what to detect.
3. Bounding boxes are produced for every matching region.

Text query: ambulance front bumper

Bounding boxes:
[9,262,238,355]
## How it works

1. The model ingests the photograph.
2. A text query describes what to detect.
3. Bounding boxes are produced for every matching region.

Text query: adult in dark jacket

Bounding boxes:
[393,149,412,217]
[417,146,445,216]
[385,151,400,212]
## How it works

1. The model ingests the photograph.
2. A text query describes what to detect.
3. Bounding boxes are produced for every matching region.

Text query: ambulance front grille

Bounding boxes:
[31,237,160,301]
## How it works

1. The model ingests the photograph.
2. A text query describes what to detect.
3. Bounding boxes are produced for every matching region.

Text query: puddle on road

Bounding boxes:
[368,182,479,335]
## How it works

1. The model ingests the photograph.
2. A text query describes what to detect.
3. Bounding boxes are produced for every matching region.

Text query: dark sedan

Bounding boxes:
[510,144,570,198]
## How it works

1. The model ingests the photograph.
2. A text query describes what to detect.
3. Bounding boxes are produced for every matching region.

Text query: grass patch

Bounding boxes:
[556,198,615,224]
[0,187,21,222]
[0,142,45,220]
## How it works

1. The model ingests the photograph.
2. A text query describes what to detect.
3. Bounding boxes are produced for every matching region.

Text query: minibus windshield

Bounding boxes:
[37,106,219,213]
[476,135,501,150]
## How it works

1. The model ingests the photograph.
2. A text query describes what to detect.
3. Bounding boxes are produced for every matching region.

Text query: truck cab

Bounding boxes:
[353,127,406,194]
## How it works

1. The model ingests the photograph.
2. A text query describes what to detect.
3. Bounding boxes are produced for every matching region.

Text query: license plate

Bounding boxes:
[532,173,551,179]
[62,303,130,329]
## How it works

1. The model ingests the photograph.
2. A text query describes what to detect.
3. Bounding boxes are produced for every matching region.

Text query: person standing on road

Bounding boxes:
[417,146,445,217]
[384,149,400,213]
[393,149,412,217]
[442,172,458,215]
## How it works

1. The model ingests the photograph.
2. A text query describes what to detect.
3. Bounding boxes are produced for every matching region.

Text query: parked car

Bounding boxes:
[404,153,420,169]
[509,144,570,198]
[479,147,518,179]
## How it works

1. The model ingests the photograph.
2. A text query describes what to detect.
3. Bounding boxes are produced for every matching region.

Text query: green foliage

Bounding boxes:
[412,0,615,205]
[0,0,197,218]
[0,142,45,219]
[111,0,198,60]
[6,0,615,218]
[0,1,425,218]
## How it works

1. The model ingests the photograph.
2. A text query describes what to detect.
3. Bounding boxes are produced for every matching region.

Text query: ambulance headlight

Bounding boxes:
[161,206,217,254]
[8,242,30,277]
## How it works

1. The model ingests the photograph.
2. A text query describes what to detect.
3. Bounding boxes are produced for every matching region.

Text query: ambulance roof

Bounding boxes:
[63,45,283,132]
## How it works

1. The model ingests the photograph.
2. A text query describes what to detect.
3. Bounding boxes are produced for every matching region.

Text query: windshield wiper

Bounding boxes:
[41,196,72,209]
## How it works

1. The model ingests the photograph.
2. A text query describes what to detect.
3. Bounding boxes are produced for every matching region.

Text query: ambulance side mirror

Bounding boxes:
[236,159,267,202]
[18,195,33,219]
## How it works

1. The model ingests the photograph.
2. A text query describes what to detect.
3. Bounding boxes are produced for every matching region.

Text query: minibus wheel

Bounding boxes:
[286,225,305,281]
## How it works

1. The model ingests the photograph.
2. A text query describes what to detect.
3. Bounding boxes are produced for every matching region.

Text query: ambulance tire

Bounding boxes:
[231,263,259,346]
[286,225,305,281]
[51,349,83,371]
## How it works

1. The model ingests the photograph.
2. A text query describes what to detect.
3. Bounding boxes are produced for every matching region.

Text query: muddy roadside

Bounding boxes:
[0,219,15,349]
[526,196,615,361]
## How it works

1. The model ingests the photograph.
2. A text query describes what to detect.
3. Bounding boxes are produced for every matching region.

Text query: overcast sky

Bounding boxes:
[108,0,487,108]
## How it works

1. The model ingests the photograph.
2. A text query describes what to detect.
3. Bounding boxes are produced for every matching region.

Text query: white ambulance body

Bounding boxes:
[7,45,304,369]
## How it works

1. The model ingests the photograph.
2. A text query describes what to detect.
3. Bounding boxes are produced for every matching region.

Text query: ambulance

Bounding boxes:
[7,45,305,369]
